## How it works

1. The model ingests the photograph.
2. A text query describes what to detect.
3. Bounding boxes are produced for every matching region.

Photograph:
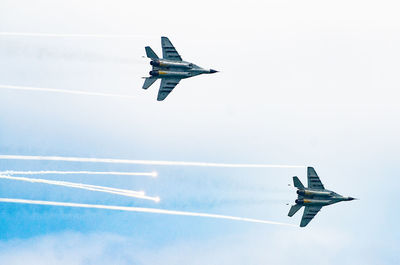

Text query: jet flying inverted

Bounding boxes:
[288,167,356,227]
[143,36,218,101]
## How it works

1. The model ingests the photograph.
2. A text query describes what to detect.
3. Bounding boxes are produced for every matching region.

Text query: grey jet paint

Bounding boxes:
[142,36,218,101]
[288,167,356,227]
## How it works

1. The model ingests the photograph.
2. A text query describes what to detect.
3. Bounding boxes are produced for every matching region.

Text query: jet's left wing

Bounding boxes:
[300,206,322,227]
[161,37,182,61]
[307,167,325,190]
[157,78,181,101]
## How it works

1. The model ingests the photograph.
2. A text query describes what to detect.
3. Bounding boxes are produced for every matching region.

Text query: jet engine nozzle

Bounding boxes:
[295,199,304,204]
[149,70,159,76]
[150,61,160,67]
[297,190,306,196]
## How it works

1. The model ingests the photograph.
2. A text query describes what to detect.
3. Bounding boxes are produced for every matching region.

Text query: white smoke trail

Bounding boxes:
[0,32,149,38]
[0,85,135,99]
[0,155,305,168]
[0,198,296,227]
[0,174,149,198]
[0,170,157,178]
[0,175,160,202]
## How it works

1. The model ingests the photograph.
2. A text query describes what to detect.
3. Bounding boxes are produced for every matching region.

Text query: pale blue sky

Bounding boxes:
[0,0,399,264]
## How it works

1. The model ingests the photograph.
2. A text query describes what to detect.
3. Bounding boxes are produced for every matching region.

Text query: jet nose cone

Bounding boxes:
[209,69,218,73]
[348,197,357,201]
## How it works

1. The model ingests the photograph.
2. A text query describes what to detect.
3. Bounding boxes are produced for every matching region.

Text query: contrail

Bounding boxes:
[0,170,157,178]
[0,32,149,38]
[0,175,160,202]
[0,155,305,168]
[0,198,296,227]
[0,85,135,99]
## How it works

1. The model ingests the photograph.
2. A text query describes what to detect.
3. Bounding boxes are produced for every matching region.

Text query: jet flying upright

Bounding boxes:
[143,37,218,101]
[288,167,356,227]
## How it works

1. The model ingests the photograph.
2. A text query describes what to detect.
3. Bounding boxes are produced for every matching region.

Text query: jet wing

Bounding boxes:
[300,206,322,227]
[307,167,325,190]
[157,78,181,101]
[161,37,182,61]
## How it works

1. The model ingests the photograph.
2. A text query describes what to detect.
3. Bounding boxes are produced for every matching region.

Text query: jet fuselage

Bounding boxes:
[295,188,354,207]
[149,59,216,79]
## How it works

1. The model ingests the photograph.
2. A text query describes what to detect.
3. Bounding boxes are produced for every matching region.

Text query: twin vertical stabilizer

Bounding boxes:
[288,176,304,217]
[143,46,159,89]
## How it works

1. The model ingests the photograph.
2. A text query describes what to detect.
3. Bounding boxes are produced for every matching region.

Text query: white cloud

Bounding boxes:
[0,233,126,265]
[0,228,385,265]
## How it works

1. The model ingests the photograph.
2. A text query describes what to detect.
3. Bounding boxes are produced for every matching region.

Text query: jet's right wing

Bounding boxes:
[300,206,322,227]
[157,78,181,101]
[161,37,182,61]
[307,167,325,190]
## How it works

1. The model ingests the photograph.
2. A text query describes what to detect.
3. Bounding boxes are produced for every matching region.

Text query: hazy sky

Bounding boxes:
[0,0,399,264]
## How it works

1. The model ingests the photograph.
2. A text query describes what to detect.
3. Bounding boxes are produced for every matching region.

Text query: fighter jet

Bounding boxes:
[142,36,218,101]
[288,167,356,227]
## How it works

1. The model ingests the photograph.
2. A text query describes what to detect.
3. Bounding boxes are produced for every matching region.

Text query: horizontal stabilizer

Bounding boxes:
[293,176,305,189]
[288,204,302,217]
[142,77,157,89]
[145,46,159,59]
